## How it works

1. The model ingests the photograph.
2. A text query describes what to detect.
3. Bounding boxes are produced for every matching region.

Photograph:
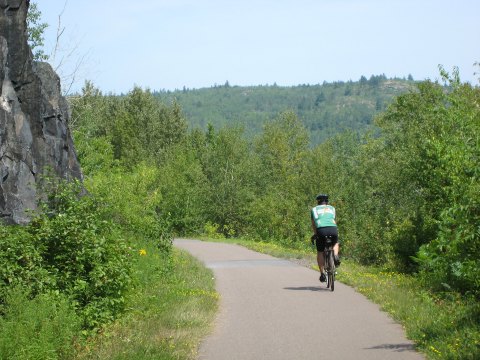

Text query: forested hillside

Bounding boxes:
[155,74,415,144]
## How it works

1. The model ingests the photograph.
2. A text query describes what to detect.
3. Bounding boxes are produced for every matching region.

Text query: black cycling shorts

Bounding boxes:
[315,226,338,252]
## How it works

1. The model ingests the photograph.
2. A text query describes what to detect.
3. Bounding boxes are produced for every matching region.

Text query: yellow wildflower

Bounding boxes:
[139,249,147,256]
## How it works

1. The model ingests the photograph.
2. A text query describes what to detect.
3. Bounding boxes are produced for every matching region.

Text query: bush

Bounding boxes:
[0,226,54,311]
[30,178,134,329]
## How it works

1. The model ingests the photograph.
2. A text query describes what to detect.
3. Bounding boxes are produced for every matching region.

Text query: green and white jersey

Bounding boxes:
[311,205,337,228]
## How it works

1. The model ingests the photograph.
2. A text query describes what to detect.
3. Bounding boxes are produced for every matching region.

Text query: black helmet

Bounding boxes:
[316,194,329,203]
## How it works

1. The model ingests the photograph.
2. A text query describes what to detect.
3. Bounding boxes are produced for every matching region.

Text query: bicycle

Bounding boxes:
[323,235,336,291]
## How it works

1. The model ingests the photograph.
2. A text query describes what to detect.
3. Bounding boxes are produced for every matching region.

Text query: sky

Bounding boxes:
[37,0,480,94]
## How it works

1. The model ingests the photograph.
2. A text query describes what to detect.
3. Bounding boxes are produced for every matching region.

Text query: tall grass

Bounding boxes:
[0,289,80,360]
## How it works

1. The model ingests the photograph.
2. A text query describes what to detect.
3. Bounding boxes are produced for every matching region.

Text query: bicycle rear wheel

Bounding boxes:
[328,251,335,292]
[324,251,331,288]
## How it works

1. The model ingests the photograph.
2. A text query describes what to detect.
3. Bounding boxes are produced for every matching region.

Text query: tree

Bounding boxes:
[109,87,187,166]
[27,1,48,61]
[156,142,209,235]
[197,125,254,236]
[368,75,381,87]
[27,1,89,94]
[314,92,326,106]
[413,69,480,296]
[249,111,310,242]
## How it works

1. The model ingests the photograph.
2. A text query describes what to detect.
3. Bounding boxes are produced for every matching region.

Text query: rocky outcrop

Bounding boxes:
[0,0,82,224]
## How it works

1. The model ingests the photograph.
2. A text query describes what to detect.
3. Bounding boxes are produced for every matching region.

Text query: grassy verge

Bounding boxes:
[212,237,479,360]
[339,262,480,360]
[76,242,218,360]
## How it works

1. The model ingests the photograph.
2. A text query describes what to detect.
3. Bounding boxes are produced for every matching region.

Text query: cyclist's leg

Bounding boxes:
[334,242,340,257]
[315,233,326,270]
[333,242,341,266]
[315,230,327,281]
[318,251,327,282]
[323,226,340,266]
[317,250,325,273]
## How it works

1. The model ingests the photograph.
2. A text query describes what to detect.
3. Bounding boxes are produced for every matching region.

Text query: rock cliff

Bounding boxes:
[0,0,82,224]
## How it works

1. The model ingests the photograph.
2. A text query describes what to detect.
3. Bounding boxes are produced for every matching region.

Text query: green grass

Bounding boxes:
[76,243,218,360]
[0,289,80,360]
[338,262,480,360]
[213,237,480,360]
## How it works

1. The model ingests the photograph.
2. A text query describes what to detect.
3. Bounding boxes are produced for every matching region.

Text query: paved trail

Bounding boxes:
[174,239,424,360]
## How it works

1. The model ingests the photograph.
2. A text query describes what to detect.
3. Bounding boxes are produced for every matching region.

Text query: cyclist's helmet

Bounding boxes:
[316,194,329,203]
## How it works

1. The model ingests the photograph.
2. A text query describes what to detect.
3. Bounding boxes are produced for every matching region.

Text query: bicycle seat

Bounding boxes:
[324,235,335,245]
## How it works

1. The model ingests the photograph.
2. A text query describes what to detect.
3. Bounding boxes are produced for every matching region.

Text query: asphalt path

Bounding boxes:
[174,239,424,360]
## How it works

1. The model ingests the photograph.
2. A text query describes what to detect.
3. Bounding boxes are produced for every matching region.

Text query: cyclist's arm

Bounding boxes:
[311,218,317,233]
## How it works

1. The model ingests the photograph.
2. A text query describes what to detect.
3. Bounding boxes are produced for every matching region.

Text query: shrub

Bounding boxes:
[0,226,54,311]
[30,178,133,329]
[203,222,224,239]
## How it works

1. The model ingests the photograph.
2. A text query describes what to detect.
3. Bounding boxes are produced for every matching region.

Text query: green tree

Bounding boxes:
[116,87,186,165]
[197,126,255,236]
[413,69,480,296]
[314,92,326,106]
[71,81,111,136]
[249,111,310,243]
[156,141,209,235]
[73,85,187,167]
[27,1,48,61]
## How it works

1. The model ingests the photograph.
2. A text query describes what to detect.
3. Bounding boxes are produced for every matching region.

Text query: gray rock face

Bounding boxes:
[0,0,82,224]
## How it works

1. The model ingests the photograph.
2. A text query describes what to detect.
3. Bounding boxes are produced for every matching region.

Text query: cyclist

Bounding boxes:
[311,194,340,282]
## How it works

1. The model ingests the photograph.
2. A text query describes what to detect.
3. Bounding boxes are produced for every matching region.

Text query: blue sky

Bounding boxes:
[37,0,479,94]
